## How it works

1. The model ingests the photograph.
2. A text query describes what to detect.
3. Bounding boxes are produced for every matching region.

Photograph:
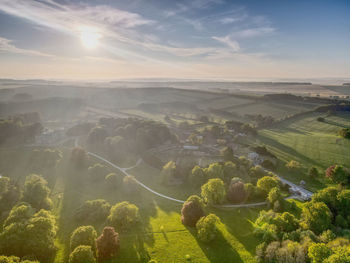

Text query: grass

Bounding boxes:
[259,112,350,191]
[0,146,260,263]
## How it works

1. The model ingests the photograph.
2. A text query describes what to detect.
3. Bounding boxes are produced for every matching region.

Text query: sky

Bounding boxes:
[0,0,349,80]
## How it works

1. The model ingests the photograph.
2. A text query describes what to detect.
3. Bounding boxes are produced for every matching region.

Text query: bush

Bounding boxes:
[317,117,325,122]
[70,226,97,252]
[69,245,96,263]
[75,199,111,224]
[181,195,205,227]
[196,214,219,243]
[285,160,302,171]
[96,227,120,261]
[201,178,226,205]
[261,159,276,170]
[70,147,88,169]
[108,201,140,232]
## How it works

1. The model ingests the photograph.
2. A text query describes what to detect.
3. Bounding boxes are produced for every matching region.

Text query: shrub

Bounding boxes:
[75,199,111,224]
[325,165,350,185]
[317,117,325,122]
[70,226,97,252]
[261,159,275,170]
[286,160,302,171]
[96,227,120,261]
[196,214,219,243]
[181,195,205,227]
[201,178,226,205]
[69,245,96,263]
[108,201,140,231]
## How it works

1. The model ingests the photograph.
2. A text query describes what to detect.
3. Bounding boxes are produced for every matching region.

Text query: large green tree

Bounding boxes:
[22,174,52,210]
[201,178,226,205]
[108,201,140,231]
[301,202,332,234]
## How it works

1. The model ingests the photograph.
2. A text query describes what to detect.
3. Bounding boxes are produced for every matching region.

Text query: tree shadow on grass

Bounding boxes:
[213,208,260,256]
[187,226,244,263]
[324,119,350,129]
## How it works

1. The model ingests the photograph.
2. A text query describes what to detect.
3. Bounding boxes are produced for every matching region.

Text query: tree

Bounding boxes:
[123,175,139,194]
[301,202,332,234]
[189,166,206,187]
[267,187,284,212]
[338,128,350,139]
[88,163,109,182]
[0,176,20,213]
[22,174,52,210]
[249,165,266,179]
[312,186,338,213]
[87,126,108,146]
[257,176,280,195]
[181,195,205,227]
[336,189,350,217]
[75,199,111,224]
[0,256,39,263]
[309,167,319,178]
[205,163,224,179]
[196,214,219,243]
[0,204,56,263]
[221,146,234,161]
[325,165,349,185]
[308,243,332,263]
[70,226,97,252]
[69,245,96,263]
[96,227,120,261]
[105,173,122,189]
[201,178,226,205]
[108,201,140,232]
[227,181,247,204]
[70,147,88,169]
[222,162,237,183]
[161,161,177,185]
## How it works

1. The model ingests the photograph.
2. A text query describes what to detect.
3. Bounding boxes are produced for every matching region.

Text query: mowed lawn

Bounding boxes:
[259,112,350,189]
[0,147,260,263]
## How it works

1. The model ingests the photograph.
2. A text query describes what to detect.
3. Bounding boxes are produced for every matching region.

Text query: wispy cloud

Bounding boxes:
[232,27,275,39]
[0,37,54,57]
[212,36,240,51]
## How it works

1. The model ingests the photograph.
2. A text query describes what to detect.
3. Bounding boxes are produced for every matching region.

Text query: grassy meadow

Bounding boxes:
[259,112,350,190]
[0,147,260,263]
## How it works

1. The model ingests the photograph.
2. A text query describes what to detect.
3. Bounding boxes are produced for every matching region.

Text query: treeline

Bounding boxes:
[85,117,177,163]
[0,112,42,145]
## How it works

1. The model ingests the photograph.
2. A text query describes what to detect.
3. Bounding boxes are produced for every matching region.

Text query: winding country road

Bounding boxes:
[73,138,312,208]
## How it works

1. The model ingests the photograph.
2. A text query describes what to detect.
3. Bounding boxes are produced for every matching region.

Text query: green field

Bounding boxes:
[259,112,350,190]
[0,147,260,263]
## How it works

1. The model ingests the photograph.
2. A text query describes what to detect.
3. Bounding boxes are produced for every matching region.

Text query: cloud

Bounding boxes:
[0,37,54,57]
[212,36,240,51]
[232,27,275,39]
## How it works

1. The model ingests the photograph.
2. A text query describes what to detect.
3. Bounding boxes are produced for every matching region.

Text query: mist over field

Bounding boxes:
[0,1,350,263]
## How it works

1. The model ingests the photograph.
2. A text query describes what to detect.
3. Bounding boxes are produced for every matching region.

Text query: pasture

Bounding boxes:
[259,112,350,190]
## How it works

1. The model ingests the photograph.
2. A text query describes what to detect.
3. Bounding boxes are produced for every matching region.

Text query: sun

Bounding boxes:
[79,26,101,49]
